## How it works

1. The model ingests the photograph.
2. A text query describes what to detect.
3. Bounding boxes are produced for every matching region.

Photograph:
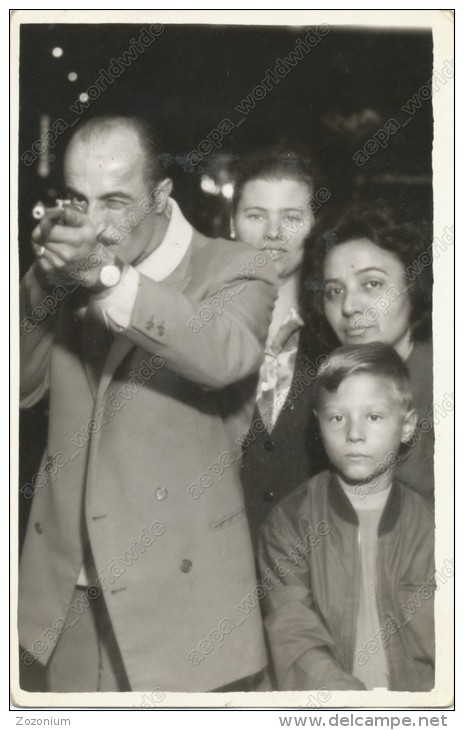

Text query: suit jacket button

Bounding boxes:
[34,522,43,534]
[263,491,275,502]
[157,324,165,336]
[264,439,274,451]
[155,487,167,501]
[180,559,193,573]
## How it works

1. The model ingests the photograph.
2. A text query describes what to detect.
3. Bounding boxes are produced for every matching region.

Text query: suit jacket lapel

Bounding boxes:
[95,245,193,402]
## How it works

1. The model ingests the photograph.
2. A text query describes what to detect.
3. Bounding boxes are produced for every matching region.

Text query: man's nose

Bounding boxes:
[87,201,108,238]
[346,418,365,443]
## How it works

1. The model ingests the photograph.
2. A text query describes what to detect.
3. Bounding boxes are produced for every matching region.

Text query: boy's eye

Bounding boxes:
[368,414,383,422]
[329,414,344,422]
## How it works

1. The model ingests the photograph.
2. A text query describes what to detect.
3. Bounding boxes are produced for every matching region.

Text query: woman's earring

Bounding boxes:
[230,224,236,240]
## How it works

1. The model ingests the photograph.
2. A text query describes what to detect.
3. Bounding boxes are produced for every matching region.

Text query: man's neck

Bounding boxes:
[133,210,171,267]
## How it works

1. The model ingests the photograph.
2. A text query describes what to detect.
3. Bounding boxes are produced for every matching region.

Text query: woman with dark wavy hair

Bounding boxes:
[301,205,434,498]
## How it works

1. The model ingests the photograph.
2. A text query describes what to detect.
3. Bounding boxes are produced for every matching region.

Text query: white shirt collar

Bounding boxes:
[136,197,193,282]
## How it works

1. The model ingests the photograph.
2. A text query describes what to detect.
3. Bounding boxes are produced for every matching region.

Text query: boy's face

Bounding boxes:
[317,373,417,490]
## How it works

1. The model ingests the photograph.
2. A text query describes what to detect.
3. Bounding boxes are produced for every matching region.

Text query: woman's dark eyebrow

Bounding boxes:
[354,267,388,275]
[323,267,389,284]
[243,206,303,212]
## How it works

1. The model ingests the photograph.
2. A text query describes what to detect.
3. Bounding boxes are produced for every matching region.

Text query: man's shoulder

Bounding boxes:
[190,230,276,279]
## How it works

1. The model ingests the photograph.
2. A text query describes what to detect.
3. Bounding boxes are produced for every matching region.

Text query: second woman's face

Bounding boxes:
[233,178,314,280]
[323,238,413,360]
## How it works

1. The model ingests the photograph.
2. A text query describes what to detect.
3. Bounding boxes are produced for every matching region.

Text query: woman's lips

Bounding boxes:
[344,325,373,337]
[263,247,286,260]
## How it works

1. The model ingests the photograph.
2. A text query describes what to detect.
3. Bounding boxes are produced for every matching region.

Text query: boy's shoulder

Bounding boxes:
[262,470,333,533]
[395,478,435,524]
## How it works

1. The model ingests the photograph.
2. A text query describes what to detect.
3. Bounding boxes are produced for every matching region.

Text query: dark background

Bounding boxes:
[18,21,434,547]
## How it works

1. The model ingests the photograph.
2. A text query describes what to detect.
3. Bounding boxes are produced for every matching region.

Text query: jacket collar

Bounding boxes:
[136,197,193,281]
[328,471,403,535]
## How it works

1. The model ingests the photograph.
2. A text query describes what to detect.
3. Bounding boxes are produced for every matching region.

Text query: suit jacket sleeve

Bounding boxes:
[126,246,278,389]
[20,244,278,404]
[259,512,366,691]
[19,267,57,407]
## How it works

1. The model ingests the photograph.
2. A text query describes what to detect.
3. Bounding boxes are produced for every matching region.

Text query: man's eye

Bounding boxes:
[106,199,127,210]
[69,196,86,210]
[368,414,383,422]
[247,213,263,221]
[329,414,344,422]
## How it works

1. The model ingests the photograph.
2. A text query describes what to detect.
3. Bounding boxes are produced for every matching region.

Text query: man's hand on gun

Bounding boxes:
[31,200,114,289]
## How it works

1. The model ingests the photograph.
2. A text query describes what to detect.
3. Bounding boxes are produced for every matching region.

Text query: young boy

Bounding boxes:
[259,343,435,691]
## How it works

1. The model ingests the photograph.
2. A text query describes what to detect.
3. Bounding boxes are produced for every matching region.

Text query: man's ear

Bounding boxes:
[152,178,173,214]
[401,409,418,444]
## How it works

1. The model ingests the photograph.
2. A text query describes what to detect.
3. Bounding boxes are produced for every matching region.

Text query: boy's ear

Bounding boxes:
[401,409,418,444]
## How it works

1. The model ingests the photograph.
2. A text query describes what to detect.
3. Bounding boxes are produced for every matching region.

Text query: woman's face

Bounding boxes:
[323,238,413,359]
[233,178,314,281]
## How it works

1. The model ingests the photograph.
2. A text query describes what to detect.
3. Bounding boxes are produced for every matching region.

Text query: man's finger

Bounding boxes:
[61,205,85,227]
[33,243,46,258]
[31,205,86,243]
[34,248,67,273]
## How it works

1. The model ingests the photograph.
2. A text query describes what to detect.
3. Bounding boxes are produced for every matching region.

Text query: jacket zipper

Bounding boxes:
[349,525,361,672]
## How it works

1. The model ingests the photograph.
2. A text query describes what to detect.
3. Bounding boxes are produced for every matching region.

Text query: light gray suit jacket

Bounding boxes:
[19,228,277,691]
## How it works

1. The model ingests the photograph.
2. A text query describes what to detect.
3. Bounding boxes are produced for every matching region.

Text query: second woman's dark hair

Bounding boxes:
[300,205,433,349]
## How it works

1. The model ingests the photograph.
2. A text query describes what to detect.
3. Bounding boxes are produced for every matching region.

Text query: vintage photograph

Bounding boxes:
[12,9,454,709]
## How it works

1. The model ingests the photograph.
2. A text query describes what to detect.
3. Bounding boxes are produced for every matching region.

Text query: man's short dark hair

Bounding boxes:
[68,115,165,190]
[313,342,413,412]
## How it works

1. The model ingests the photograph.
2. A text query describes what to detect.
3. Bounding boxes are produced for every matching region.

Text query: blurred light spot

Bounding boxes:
[221,182,234,200]
[37,114,51,178]
[52,47,63,58]
[79,92,89,103]
[200,175,220,195]
[67,71,78,82]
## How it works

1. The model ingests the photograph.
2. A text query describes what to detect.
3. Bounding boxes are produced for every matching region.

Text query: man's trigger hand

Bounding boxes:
[31,207,107,288]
